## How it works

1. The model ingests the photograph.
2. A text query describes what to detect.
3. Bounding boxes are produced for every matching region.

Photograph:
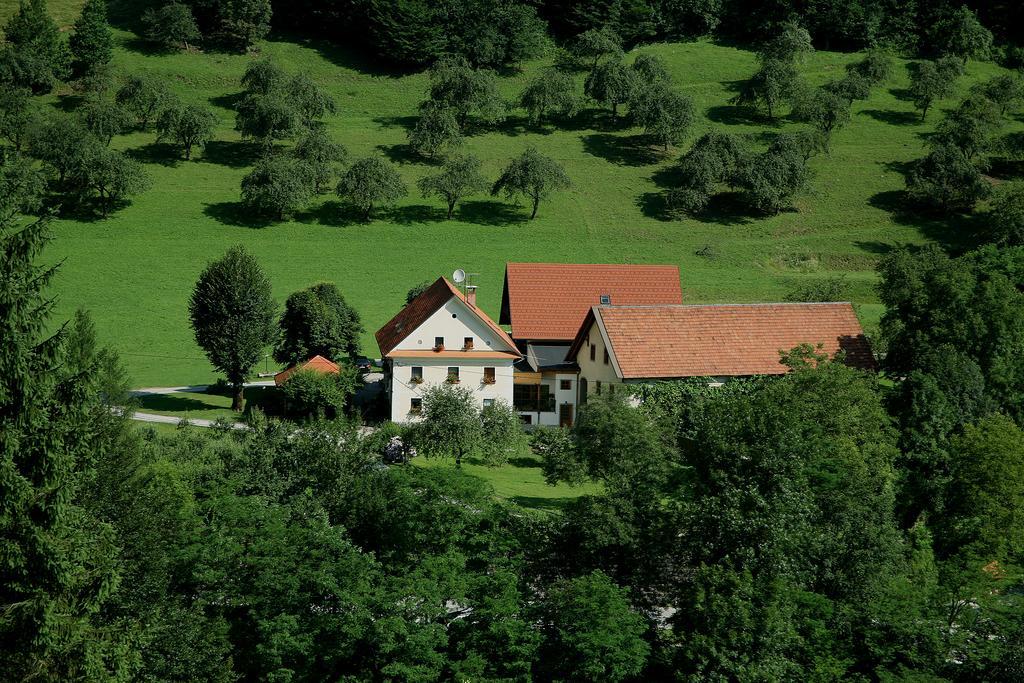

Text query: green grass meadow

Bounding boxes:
[5,7,1018,388]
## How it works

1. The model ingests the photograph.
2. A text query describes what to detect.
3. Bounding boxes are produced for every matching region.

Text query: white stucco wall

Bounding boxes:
[575,319,622,401]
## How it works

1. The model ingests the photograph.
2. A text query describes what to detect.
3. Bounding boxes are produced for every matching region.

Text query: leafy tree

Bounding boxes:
[988,182,1024,246]
[405,281,432,304]
[520,69,579,125]
[66,142,150,216]
[759,19,813,64]
[408,103,462,159]
[417,153,488,218]
[631,84,695,150]
[240,154,313,219]
[826,71,872,102]
[116,75,174,129]
[732,57,799,120]
[207,0,272,51]
[188,245,277,410]
[235,93,299,148]
[68,0,112,79]
[846,47,894,85]
[537,570,649,682]
[280,367,357,420]
[275,281,363,365]
[534,426,587,486]
[791,87,851,150]
[905,143,989,213]
[415,384,482,465]
[569,27,623,69]
[291,127,347,192]
[448,0,549,69]
[932,94,1003,161]
[0,0,70,93]
[908,57,963,121]
[78,97,132,145]
[736,136,812,213]
[0,153,45,222]
[491,146,570,219]
[784,275,850,302]
[657,0,722,39]
[974,73,1024,115]
[156,102,217,159]
[287,72,336,127]
[479,399,525,467]
[934,5,992,63]
[241,58,286,96]
[142,1,201,51]
[630,52,671,87]
[336,156,408,220]
[426,56,505,130]
[26,114,93,185]
[0,84,31,149]
[668,130,749,213]
[585,58,638,120]
[0,201,140,680]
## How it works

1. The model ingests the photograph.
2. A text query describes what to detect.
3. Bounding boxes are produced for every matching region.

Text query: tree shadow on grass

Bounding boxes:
[508,456,542,469]
[201,140,262,168]
[280,33,415,79]
[889,87,915,102]
[690,192,758,226]
[860,109,921,126]
[137,393,221,414]
[509,495,577,513]
[202,201,274,228]
[705,104,766,126]
[581,133,663,166]
[988,156,1024,181]
[119,35,175,58]
[391,204,448,225]
[371,115,419,132]
[867,189,979,252]
[376,143,434,165]
[53,94,84,113]
[457,199,529,226]
[209,92,245,112]
[126,142,182,167]
[853,240,898,255]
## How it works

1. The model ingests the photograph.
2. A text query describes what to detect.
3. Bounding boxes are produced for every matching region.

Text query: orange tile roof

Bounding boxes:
[387,350,520,360]
[568,303,875,378]
[376,277,518,358]
[500,262,683,342]
[274,354,340,386]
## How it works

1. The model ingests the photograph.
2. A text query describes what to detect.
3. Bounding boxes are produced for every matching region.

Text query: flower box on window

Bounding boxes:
[446,373,460,384]
[409,375,424,385]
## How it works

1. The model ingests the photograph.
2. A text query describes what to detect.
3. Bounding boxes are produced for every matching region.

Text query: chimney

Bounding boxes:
[466,285,477,307]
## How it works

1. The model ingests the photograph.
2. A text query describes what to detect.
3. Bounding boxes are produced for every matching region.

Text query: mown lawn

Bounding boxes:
[12,21,1017,387]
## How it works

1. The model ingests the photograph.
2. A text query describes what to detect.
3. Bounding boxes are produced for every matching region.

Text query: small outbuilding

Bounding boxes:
[274,355,340,386]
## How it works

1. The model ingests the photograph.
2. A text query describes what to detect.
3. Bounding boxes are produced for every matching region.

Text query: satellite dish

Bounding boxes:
[452,269,466,284]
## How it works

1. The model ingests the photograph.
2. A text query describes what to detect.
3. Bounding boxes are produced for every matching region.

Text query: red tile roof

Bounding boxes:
[274,354,340,386]
[568,303,875,378]
[500,262,683,342]
[376,277,518,358]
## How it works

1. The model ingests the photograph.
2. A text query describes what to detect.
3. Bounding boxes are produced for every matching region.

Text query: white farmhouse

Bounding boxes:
[376,277,521,423]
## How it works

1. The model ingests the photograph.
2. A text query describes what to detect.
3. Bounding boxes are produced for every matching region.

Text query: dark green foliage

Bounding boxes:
[905,143,989,213]
[520,69,579,124]
[0,0,69,93]
[907,56,963,121]
[26,113,91,184]
[846,47,894,86]
[732,57,800,120]
[0,153,45,218]
[784,275,850,302]
[241,58,286,95]
[585,58,637,119]
[425,56,505,130]
[418,153,488,218]
[234,92,299,147]
[668,130,749,213]
[932,93,1004,161]
[988,182,1024,246]
[759,19,812,64]
[933,4,992,63]
[491,146,570,219]
[68,142,151,216]
[630,52,670,86]
[188,245,277,410]
[286,72,336,127]
[336,156,408,219]
[414,384,482,465]
[78,96,132,145]
[630,83,695,150]
[825,71,871,102]
[280,367,358,420]
[143,2,201,50]
[974,73,1024,115]
[569,27,623,68]
[735,134,812,214]
[479,399,525,466]
[0,84,31,149]
[291,127,347,192]
[68,0,112,79]
[116,75,175,129]
[204,0,272,51]
[405,280,431,304]
[240,154,313,219]
[790,86,851,150]
[534,426,587,486]
[536,570,650,682]
[274,281,363,365]
[408,102,462,159]
[156,102,217,159]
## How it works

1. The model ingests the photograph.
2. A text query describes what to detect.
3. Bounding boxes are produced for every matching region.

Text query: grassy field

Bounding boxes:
[5,6,1018,388]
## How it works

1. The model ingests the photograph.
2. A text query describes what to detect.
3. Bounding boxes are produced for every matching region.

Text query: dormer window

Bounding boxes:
[600,294,611,305]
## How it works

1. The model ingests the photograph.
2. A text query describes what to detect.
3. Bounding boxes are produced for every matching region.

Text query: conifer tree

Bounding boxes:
[69,0,113,79]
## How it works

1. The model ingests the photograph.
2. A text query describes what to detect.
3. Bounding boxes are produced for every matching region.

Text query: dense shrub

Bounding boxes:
[280,367,357,420]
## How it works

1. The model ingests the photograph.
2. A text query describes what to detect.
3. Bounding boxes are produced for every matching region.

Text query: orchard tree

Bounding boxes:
[630,53,671,87]
[908,57,963,121]
[792,87,851,150]
[142,2,201,51]
[736,136,813,214]
[479,400,525,467]
[988,182,1024,246]
[974,73,1024,115]
[408,103,462,159]
[405,280,431,304]
[287,72,336,127]
[732,57,800,120]
[426,56,505,130]
[26,114,93,185]
[275,282,363,365]
[70,144,150,216]
[241,58,286,96]
[0,85,31,149]
[0,0,70,93]
[336,156,408,220]
[292,127,347,192]
[759,20,813,64]
[631,84,696,150]
[235,93,299,148]
[826,71,872,101]
[569,27,622,69]
[209,0,271,51]
[935,5,992,63]
[585,59,638,120]
[906,143,989,213]
[68,0,112,79]
[78,97,132,145]
[932,94,1003,161]
[156,102,217,159]
[418,153,488,218]
[240,155,313,220]
[116,75,174,129]
[669,130,749,214]
[520,69,579,125]
[491,146,570,219]
[846,48,894,85]
[415,384,482,466]
[188,245,277,411]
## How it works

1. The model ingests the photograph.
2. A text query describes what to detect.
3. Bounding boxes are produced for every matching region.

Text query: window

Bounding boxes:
[513,384,555,413]
[434,336,445,350]
[483,367,496,384]
[590,344,596,361]
[600,294,611,305]
[463,336,474,350]
[410,398,422,414]
[482,398,494,408]
[520,414,533,425]
[603,348,609,365]
[560,379,572,391]
[410,366,423,383]
[447,367,460,383]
